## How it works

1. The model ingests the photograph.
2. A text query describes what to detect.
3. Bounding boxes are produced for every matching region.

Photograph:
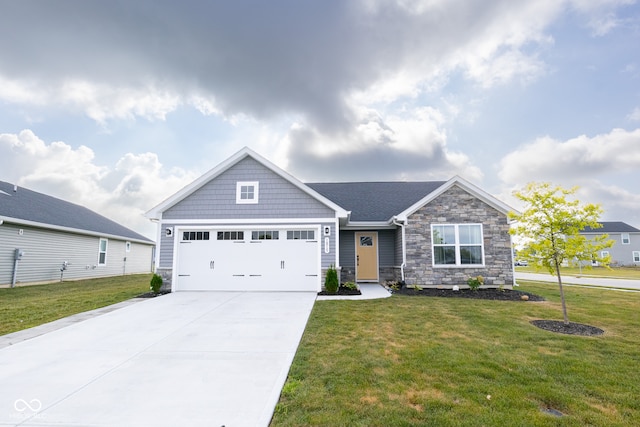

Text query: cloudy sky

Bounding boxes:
[1,0,639,239]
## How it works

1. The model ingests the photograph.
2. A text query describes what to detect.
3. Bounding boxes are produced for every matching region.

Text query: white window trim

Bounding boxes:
[633,251,640,263]
[431,224,485,267]
[98,238,108,266]
[621,233,630,245]
[236,181,259,204]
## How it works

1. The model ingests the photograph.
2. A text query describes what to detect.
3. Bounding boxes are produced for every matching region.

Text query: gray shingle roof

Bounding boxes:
[0,181,153,243]
[582,221,640,233]
[307,181,446,222]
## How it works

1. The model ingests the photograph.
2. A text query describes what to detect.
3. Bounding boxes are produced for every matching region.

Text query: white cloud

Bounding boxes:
[286,106,482,182]
[498,127,640,227]
[0,77,183,124]
[499,128,640,183]
[628,107,640,121]
[0,130,197,239]
[569,0,635,35]
[0,1,573,127]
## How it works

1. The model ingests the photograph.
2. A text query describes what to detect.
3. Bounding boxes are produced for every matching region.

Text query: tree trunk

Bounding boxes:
[555,258,569,325]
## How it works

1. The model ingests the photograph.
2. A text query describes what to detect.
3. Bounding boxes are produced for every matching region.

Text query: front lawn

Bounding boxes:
[0,274,152,336]
[271,282,640,426]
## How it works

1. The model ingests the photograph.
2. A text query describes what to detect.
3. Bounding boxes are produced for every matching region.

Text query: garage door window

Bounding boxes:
[251,230,279,240]
[183,231,210,241]
[287,230,315,240]
[217,231,244,241]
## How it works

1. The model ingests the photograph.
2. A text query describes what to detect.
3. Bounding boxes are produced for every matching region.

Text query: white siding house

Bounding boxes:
[0,181,154,286]
[581,222,640,266]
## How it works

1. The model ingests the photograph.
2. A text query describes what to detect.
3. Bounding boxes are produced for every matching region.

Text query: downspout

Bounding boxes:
[392,217,406,282]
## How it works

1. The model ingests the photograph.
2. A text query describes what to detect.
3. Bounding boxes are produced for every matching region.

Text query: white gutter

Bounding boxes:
[392,216,406,282]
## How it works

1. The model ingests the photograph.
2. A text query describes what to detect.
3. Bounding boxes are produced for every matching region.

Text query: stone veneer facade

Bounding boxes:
[404,185,514,288]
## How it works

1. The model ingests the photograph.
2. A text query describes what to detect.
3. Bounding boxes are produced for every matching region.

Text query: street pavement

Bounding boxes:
[515,272,640,291]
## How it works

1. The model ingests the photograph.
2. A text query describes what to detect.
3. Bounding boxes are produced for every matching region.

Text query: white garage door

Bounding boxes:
[175,228,320,291]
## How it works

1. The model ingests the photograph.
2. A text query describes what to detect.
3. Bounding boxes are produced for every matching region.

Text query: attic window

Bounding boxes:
[236,181,259,204]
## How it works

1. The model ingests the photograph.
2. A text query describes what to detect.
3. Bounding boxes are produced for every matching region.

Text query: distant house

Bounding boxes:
[146,147,515,292]
[0,181,155,286]
[581,221,640,266]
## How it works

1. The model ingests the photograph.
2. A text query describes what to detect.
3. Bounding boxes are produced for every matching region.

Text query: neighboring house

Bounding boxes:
[146,147,515,292]
[0,181,155,286]
[581,221,640,266]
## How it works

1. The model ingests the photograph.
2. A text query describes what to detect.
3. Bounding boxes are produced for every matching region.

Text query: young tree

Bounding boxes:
[509,182,613,325]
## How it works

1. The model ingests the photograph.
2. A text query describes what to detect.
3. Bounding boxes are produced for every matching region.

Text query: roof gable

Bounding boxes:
[146,147,349,219]
[396,176,513,221]
[0,181,152,243]
[582,221,640,233]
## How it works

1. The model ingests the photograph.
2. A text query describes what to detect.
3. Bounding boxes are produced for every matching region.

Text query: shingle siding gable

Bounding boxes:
[163,157,335,220]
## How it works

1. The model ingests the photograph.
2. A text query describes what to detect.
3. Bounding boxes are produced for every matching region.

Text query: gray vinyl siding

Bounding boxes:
[159,226,175,269]
[378,230,396,267]
[582,232,640,266]
[395,227,403,266]
[163,157,335,220]
[339,230,356,268]
[0,222,153,286]
[320,222,337,269]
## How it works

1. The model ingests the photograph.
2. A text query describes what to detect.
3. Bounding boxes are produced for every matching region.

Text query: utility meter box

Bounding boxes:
[14,249,25,260]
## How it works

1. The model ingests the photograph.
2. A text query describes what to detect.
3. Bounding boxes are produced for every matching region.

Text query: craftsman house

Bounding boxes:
[146,148,515,292]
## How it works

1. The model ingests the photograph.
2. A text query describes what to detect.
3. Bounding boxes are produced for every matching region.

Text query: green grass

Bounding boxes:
[516,265,640,280]
[271,282,640,426]
[0,274,152,336]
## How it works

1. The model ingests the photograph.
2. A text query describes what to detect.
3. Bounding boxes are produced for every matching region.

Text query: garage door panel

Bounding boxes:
[175,227,320,291]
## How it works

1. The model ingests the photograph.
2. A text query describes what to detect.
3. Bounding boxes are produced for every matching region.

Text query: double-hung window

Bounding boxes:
[621,233,630,244]
[431,224,484,266]
[632,251,640,263]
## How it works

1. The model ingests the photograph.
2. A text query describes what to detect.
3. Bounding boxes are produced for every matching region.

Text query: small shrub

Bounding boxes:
[342,281,358,290]
[409,284,422,291]
[384,280,401,291]
[324,265,339,294]
[467,275,484,291]
[150,273,163,294]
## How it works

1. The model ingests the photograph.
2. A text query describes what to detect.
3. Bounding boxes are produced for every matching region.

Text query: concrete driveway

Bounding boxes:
[0,291,316,427]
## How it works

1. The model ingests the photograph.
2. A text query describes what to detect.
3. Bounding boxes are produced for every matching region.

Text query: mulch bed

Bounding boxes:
[136,291,171,298]
[393,287,545,301]
[318,286,362,296]
[530,320,604,336]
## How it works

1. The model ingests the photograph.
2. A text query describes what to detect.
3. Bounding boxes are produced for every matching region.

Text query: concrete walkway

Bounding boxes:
[0,292,316,427]
[515,272,640,291]
[316,283,392,301]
